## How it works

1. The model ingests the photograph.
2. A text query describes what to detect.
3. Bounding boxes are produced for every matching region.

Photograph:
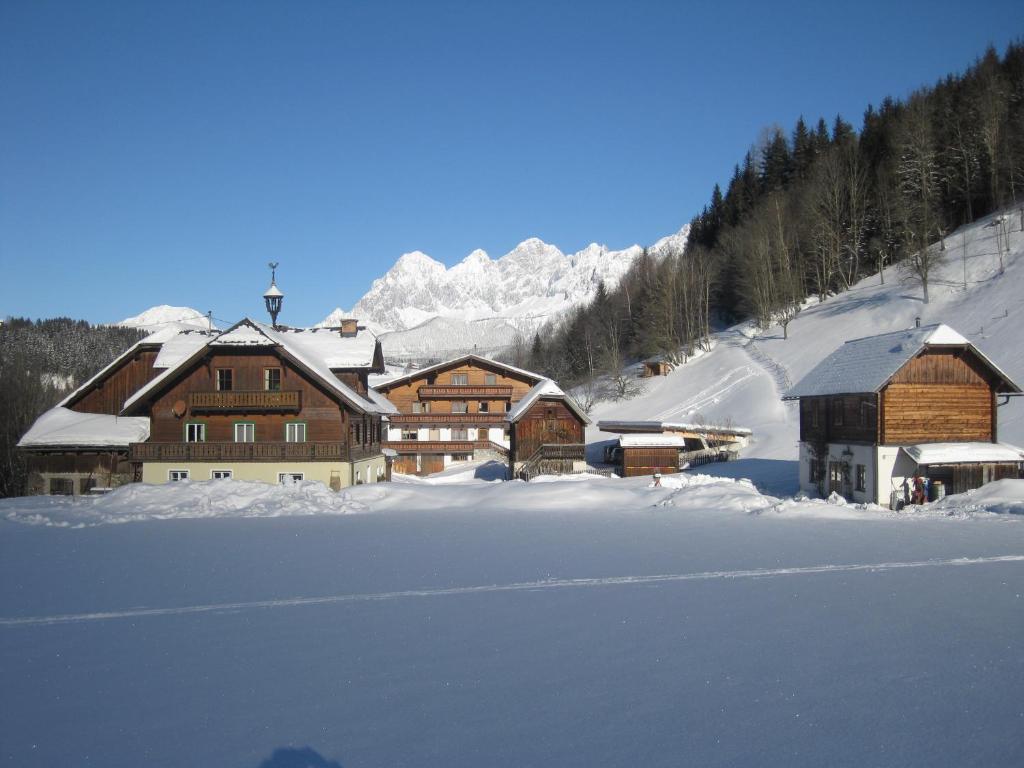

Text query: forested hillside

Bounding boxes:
[0,318,145,496]
[521,43,1024,395]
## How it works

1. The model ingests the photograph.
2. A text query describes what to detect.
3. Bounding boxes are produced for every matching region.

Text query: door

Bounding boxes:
[828,462,845,497]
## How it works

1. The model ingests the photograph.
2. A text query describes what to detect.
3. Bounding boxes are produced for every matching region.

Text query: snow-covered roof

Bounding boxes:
[901,442,1024,465]
[366,387,399,415]
[123,319,385,415]
[273,326,380,369]
[18,407,150,449]
[505,378,591,425]
[618,434,687,448]
[597,420,752,437]
[263,281,283,298]
[375,354,543,391]
[784,323,1021,399]
[152,329,219,368]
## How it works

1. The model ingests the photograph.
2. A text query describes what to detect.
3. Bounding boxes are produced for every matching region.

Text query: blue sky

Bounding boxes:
[2,1,1021,327]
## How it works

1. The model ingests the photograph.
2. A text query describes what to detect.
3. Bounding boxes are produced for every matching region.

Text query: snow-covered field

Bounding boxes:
[3,213,1024,766]
[3,474,1024,767]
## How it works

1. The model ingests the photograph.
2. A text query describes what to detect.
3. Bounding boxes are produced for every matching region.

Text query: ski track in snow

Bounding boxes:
[652,365,757,420]
[4,554,1022,628]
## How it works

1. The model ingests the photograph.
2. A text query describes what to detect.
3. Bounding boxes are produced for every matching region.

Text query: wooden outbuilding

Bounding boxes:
[784,323,1023,505]
[506,379,590,480]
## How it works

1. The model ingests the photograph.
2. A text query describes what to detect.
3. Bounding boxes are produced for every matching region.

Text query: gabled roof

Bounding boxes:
[784,323,1021,399]
[59,326,216,409]
[505,379,591,425]
[374,354,544,391]
[18,406,150,450]
[122,318,385,415]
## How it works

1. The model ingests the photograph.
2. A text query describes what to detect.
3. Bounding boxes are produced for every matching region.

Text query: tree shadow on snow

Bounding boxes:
[255,746,344,768]
[689,458,799,498]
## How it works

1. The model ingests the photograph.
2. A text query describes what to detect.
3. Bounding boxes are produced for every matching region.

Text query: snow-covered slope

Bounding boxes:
[588,210,1024,492]
[319,227,690,337]
[117,305,214,333]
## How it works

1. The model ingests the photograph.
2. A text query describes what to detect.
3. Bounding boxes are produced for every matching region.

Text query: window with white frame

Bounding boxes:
[168,470,190,482]
[452,428,469,440]
[478,401,489,413]
[412,401,431,414]
[278,472,304,484]
[485,373,497,385]
[401,428,418,440]
[285,422,306,442]
[234,422,255,442]
[451,401,468,414]
[211,470,233,480]
[185,423,206,442]
[216,368,233,391]
[450,373,468,385]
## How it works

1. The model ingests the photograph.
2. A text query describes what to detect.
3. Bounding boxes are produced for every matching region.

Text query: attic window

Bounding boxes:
[264,368,282,391]
[451,373,468,386]
[485,373,497,385]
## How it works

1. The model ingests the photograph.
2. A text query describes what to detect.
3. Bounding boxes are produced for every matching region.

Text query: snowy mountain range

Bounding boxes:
[318,227,690,335]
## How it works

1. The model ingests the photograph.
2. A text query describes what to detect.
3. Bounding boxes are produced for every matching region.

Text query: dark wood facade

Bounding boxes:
[67,348,162,415]
[509,398,586,466]
[621,446,679,477]
[135,348,381,459]
[798,349,999,447]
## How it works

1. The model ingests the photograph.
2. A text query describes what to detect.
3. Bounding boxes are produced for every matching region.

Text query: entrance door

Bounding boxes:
[828,462,845,497]
[421,453,444,475]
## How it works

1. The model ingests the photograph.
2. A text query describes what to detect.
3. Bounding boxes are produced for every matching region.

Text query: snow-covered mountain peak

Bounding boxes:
[117,305,214,332]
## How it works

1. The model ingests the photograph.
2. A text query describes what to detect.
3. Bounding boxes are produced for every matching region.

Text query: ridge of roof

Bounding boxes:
[375,353,545,390]
[505,378,591,425]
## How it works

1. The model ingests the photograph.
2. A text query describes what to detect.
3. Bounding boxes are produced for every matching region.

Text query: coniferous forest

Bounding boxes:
[516,43,1024,402]
[0,319,145,497]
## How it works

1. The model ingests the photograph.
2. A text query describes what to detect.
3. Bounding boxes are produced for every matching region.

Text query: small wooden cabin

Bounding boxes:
[640,356,673,378]
[615,435,686,477]
[506,379,590,479]
[785,323,1022,505]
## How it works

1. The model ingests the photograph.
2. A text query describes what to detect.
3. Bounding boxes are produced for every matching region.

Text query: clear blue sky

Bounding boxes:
[2,0,1021,327]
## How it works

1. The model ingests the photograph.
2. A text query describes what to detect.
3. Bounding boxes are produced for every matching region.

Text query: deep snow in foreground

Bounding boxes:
[3,475,1024,767]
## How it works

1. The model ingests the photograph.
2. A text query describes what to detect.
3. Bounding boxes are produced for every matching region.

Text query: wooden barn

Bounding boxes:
[615,434,686,477]
[639,356,673,378]
[784,323,1023,505]
[506,379,590,479]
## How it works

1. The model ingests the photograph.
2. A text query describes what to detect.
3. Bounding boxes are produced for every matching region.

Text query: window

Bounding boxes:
[278,472,304,484]
[49,478,74,495]
[168,470,190,482]
[832,398,844,426]
[216,368,233,391]
[451,373,468,385]
[264,368,282,391]
[354,423,362,444]
[211,470,233,480]
[452,428,469,440]
[401,428,418,441]
[451,401,468,414]
[234,422,255,442]
[856,464,866,492]
[412,401,431,414]
[479,401,489,413]
[285,423,306,443]
[485,373,497,385]
[355,470,362,485]
[451,453,471,462]
[505,401,512,413]
[185,422,206,442]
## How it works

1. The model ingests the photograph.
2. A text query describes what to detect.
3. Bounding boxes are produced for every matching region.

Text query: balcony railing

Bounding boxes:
[384,440,507,455]
[188,390,301,413]
[388,413,506,425]
[130,441,348,462]
[417,385,513,399]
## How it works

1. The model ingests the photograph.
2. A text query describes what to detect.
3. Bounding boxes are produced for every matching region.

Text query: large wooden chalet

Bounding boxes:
[784,323,1023,505]
[375,355,589,478]
[19,310,392,492]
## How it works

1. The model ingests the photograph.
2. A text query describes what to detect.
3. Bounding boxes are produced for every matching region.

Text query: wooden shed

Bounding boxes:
[615,434,686,477]
[506,379,590,479]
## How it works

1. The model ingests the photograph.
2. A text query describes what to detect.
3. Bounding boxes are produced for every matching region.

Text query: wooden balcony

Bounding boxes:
[130,441,348,462]
[388,413,506,425]
[417,384,514,399]
[384,440,508,456]
[188,390,301,413]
